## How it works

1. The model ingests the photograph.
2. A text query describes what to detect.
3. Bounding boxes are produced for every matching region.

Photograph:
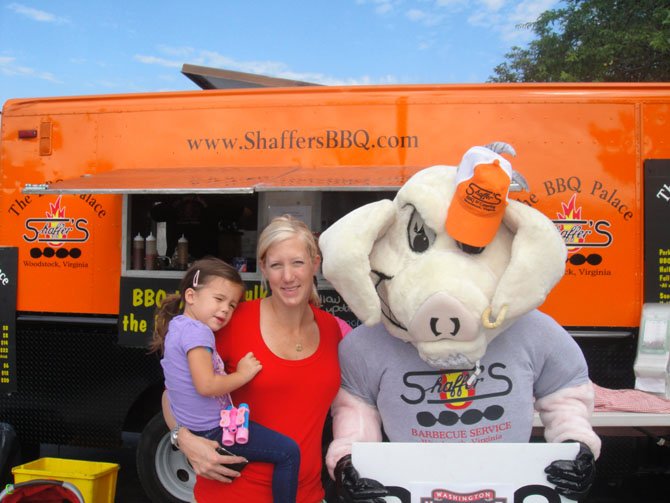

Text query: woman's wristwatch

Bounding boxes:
[170,425,181,449]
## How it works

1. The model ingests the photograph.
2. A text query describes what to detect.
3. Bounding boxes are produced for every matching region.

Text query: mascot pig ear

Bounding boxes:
[490,199,567,322]
[319,200,396,326]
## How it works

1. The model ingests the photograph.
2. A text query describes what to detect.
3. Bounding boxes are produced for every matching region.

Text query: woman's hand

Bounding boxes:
[177,427,248,483]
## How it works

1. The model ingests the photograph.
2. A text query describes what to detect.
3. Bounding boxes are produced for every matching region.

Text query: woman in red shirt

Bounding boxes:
[166,215,341,502]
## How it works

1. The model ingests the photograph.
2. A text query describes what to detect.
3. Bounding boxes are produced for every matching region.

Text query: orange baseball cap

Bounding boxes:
[445,146,512,248]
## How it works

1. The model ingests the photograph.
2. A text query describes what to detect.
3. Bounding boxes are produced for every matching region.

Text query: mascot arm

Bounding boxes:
[538,383,599,500]
[326,387,383,479]
[534,381,601,458]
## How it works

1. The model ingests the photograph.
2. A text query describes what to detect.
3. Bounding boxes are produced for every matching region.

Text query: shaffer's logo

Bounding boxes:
[22,196,90,246]
[553,194,612,253]
[464,182,504,213]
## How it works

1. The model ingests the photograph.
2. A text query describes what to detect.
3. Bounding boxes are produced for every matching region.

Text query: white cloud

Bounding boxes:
[359,1,559,44]
[134,55,182,69]
[374,2,395,15]
[406,8,444,26]
[134,46,391,86]
[435,0,467,7]
[0,57,61,82]
[477,0,505,10]
[508,0,557,26]
[417,34,436,50]
[468,0,559,43]
[356,0,399,16]
[7,2,69,23]
[156,45,196,59]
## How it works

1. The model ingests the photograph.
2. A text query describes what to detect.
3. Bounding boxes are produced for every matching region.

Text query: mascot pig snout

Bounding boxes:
[385,249,497,337]
[378,248,499,367]
[410,292,480,342]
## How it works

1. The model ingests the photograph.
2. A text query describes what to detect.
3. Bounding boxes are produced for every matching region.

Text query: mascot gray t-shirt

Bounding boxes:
[339,310,589,444]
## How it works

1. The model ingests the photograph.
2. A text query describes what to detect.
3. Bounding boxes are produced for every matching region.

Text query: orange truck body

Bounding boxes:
[1,82,669,500]
[2,83,669,326]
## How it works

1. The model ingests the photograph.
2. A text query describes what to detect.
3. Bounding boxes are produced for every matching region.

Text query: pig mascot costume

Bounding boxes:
[319,143,601,502]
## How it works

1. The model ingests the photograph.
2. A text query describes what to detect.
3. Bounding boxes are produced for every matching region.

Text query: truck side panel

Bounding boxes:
[1,110,122,314]
[1,88,654,328]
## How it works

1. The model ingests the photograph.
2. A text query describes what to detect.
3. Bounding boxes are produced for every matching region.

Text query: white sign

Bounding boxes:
[352,442,578,503]
[267,204,311,228]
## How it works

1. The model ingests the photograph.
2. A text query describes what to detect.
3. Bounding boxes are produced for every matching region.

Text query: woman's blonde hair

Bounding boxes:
[257,214,321,307]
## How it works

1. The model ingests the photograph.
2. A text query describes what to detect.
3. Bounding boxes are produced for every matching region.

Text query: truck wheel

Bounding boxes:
[136,412,195,503]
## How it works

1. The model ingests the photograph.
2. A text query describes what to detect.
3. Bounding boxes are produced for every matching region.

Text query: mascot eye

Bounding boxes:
[407,209,436,253]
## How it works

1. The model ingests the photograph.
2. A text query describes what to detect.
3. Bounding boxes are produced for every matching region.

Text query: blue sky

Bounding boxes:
[0,0,560,107]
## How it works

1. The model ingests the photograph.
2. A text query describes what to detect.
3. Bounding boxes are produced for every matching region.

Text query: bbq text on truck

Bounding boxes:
[1,82,669,501]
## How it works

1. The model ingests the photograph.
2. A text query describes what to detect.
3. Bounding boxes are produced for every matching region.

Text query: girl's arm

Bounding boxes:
[188,348,261,397]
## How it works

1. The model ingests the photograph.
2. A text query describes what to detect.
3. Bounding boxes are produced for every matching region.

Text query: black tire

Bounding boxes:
[136,412,196,503]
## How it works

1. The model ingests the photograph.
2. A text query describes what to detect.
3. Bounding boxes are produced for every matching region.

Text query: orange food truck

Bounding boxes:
[1,82,669,501]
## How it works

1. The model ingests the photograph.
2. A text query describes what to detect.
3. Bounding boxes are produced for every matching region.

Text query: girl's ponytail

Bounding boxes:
[148,293,182,354]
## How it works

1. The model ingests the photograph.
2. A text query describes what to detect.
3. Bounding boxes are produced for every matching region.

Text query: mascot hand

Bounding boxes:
[335,454,390,503]
[544,441,595,501]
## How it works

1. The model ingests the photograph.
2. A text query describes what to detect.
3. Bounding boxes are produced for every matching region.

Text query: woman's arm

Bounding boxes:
[161,390,247,482]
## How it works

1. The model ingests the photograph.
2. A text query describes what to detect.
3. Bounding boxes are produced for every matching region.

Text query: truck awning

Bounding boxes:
[22,166,425,195]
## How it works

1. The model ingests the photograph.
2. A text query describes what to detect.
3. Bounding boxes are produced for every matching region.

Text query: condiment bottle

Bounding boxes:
[145,232,157,270]
[177,235,189,270]
[132,233,144,270]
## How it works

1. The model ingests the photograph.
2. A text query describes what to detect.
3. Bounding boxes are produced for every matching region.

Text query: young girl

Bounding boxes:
[150,256,300,503]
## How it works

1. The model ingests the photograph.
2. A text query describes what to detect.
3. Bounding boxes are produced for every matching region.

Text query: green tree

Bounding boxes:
[489,0,670,82]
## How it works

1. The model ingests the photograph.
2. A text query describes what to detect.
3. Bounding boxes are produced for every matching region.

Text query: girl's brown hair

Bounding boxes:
[148,256,244,354]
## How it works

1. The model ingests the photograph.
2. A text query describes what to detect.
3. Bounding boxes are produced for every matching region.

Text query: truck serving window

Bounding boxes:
[22,166,401,277]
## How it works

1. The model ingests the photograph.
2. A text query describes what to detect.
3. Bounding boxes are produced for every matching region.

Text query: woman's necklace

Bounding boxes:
[293,323,308,352]
[292,326,304,352]
[268,298,306,352]
[290,327,304,352]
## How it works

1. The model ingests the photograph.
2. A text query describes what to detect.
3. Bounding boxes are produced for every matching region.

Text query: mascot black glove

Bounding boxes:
[334,454,390,503]
[544,441,595,501]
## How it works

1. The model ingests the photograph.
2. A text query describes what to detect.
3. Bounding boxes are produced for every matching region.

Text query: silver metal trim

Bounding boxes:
[568,330,634,338]
[22,186,255,195]
[16,314,118,325]
[255,185,400,192]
